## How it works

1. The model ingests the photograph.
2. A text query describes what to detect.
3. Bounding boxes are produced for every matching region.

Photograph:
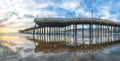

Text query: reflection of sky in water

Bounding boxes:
[19,47,120,61]
[0,34,35,61]
[0,33,120,61]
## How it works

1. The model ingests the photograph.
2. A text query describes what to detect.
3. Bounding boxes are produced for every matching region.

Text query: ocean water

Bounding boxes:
[0,33,120,61]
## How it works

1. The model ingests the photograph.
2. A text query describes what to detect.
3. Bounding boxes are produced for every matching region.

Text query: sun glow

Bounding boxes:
[0,28,18,33]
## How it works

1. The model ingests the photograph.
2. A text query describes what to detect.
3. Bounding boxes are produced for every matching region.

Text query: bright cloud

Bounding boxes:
[0,0,120,33]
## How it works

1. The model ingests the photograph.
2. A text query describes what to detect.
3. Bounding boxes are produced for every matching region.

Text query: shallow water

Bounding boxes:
[0,33,120,61]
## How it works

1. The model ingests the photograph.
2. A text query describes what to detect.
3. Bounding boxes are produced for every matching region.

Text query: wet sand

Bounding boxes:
[0,33,120,61]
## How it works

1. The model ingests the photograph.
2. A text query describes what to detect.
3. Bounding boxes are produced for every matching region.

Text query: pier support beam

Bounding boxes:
[73,24,77,45]
[89,23,93,44]
[100,24,102,42]
[33,24,37,36]
[82,23,84,41]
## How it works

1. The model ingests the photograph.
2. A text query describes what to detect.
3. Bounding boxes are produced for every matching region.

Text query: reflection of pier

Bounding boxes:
[26,36,120,53]
[20,18,120,42]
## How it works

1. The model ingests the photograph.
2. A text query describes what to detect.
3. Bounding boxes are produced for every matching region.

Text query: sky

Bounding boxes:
[0,0,120,33]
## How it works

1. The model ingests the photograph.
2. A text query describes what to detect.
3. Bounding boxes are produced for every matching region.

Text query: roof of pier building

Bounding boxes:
[34,18,120,27]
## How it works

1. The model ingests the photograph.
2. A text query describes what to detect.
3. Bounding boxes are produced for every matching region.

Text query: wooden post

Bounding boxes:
[33,24,37,36]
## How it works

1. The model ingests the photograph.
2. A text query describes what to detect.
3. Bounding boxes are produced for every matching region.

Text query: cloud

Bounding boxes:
[23,14,34,18]
[0,0,120,33]
[60,0,81,11]
[92,0,120,21]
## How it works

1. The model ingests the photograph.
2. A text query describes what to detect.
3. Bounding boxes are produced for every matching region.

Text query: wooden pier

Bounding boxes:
[19,18,120,42]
